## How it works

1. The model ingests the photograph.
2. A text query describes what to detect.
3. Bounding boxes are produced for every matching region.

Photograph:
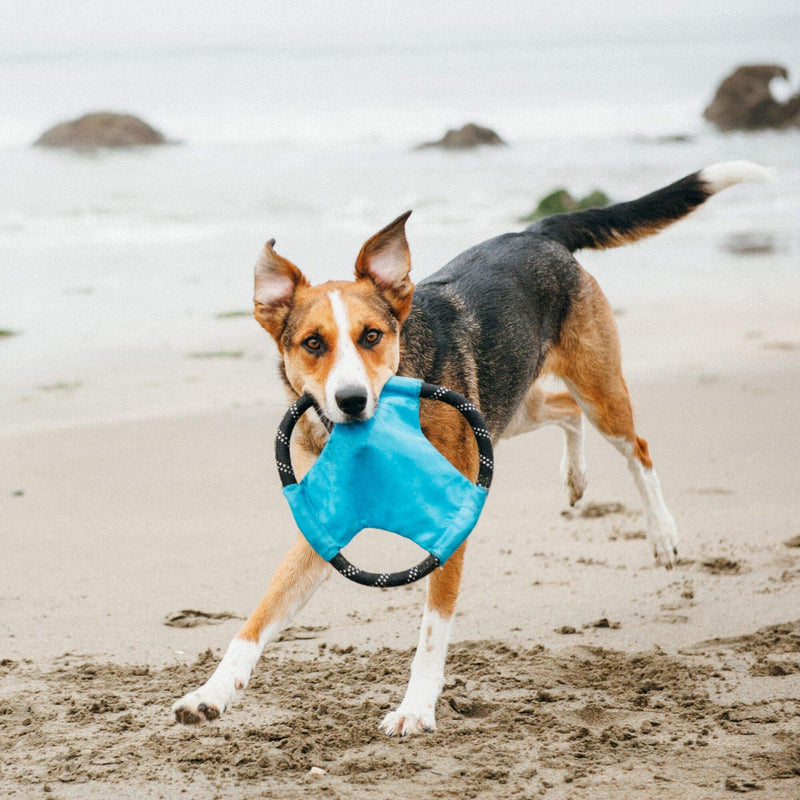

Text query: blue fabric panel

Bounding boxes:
[283,376,487,564]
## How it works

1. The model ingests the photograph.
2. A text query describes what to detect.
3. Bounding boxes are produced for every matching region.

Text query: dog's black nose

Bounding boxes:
[335,386,368,417]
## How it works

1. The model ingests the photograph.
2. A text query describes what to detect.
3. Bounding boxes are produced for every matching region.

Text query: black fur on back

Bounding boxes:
[400,233,580,437]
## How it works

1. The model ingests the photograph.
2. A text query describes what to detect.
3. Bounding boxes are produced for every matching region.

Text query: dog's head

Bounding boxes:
[254,212,414,424]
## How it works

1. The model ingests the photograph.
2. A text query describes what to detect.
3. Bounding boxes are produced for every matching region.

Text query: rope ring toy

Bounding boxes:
[275,381,493,587]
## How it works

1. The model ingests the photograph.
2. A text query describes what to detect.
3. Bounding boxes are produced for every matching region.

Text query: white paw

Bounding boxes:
[560,446,587,507]
[172,681,236,724]
[379,705,436,737]
[649,515,679,570]
[172,639,260,725]
[562,465,587,506]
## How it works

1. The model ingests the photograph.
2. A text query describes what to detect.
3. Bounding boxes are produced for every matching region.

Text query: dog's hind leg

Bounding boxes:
[172,535,331,724]
[546,270,679,568]
[379,542,466,737]
[502,382,587,506]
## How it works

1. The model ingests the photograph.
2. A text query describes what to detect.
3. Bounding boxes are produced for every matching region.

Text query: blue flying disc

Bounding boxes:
[275,376,493,587]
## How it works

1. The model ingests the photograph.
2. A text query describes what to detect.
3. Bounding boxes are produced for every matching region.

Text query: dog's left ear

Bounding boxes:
[254,239,309,344]
[354,211,414,321]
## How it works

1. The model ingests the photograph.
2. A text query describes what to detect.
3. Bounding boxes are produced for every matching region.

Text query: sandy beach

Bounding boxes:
[2,290,799,798]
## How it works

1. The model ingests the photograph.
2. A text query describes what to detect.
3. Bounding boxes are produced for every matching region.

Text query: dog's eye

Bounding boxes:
[361,329,383,348]
[302,335,323,353]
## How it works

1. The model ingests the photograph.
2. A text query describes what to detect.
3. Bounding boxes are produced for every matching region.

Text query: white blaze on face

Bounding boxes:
[324,290,375,422]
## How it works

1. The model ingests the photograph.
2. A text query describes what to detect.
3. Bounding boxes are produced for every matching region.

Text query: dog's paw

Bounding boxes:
[560,450,587,507]
[172,683,232,725]
[650,518,679,570]
[172,638,260,725]
[563,466,587,507]
[379,706,436,737]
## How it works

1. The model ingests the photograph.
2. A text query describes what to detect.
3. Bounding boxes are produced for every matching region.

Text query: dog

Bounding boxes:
[173,161,770,736]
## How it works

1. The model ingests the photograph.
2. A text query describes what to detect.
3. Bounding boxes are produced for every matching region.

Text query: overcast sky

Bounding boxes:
[6,0,799,55]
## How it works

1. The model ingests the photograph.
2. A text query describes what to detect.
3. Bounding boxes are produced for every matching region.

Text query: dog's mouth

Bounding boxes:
[310,400,335,433]
[322,404,374,425]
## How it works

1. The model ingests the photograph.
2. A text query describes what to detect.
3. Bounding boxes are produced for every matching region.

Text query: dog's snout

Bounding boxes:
[335,386,368,417]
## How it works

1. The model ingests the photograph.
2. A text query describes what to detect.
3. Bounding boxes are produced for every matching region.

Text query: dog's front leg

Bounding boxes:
[379,542,466,736]
[172,534,330,724]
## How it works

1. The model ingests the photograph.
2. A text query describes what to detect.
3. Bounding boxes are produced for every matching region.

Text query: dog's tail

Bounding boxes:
[527,161,775,253]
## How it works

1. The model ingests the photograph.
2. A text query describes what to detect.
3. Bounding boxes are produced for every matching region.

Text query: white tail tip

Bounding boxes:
[700,161,777,193]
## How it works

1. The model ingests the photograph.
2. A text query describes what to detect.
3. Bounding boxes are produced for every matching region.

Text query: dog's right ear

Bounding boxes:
[253,239,309,342]
[354,211,414,322]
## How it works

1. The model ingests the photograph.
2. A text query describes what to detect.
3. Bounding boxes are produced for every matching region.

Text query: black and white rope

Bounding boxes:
[274,393,316,488]
[329,552,441,588]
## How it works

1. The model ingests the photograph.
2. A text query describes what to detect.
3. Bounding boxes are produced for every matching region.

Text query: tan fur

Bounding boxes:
[237,535,330,643]
[417,402,479,618]
[427,542,467,617]
[419,401,479,483]
[262,279,401,417]
[236,444,330,644]
[543,268,653,468]
[503,384,583,438]
[597,222,665,250]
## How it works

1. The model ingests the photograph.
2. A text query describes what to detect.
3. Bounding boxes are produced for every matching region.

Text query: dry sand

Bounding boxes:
[2,302,800,798]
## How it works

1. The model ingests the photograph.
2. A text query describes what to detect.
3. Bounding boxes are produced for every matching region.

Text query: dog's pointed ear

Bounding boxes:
[354,211,414,321]
[254,239,309,342]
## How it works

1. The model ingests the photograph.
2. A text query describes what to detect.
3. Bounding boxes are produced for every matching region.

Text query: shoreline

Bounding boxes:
[3,281,798,437]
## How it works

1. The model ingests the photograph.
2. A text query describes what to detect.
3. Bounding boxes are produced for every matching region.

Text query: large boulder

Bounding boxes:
[417,123,505,150]
[703,65,800,131]
[34,112,167,148]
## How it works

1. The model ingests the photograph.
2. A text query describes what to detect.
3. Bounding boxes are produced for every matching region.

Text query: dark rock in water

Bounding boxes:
[417,123,505,150]
[34,112,167,148]
[655,133,694,144]
[703,64,800,131]
[631,133,695,145]
[630,133,694,145]
[520,188,611,223]
[722,232,775,256]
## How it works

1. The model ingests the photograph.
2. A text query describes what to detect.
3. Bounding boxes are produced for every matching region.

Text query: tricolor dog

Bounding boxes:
[173,161,770,735]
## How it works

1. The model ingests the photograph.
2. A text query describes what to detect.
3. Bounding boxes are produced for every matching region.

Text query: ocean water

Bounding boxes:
[1,11,799,431]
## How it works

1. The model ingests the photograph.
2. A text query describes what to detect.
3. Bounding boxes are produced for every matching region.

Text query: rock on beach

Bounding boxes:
[34,112,167,148]
[703,64,800,131]
[417,122,505,150]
